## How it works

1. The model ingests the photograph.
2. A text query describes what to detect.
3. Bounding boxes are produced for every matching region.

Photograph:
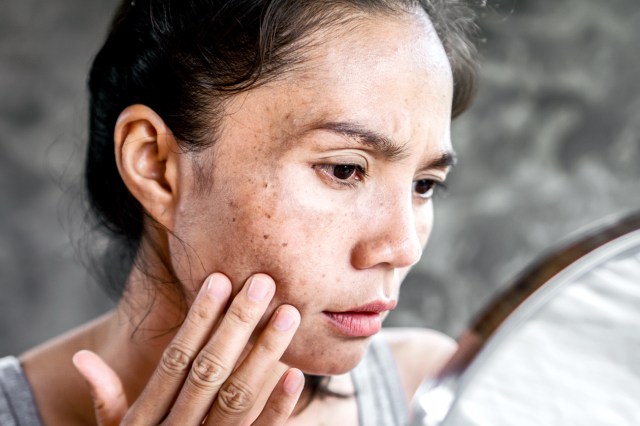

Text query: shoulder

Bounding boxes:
[379,327,457,400]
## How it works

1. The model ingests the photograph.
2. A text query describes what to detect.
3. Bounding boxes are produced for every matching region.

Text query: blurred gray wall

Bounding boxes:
[1,0,639,356]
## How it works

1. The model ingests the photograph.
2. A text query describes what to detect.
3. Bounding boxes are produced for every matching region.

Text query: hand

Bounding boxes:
[72,273,304,425]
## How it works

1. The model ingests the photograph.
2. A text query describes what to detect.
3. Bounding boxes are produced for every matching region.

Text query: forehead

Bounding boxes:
[219,10,453,158]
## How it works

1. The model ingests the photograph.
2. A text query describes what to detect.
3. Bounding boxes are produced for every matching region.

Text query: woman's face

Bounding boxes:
[170,10,454,375]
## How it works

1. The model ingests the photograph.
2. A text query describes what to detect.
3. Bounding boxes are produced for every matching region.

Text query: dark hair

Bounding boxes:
[86,0,479,296]
[85,0,479,399]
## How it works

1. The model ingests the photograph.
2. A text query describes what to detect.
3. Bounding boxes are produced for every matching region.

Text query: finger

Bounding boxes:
[204,304,300,425]
[252,369,305,426]
[124,273,232,424]
[72,350,128,426]
[164,274,275,424]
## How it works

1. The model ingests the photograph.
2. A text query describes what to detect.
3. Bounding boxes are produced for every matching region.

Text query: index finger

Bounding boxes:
[122,273,232,425]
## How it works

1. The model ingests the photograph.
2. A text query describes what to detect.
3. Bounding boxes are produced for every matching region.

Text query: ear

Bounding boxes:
[114,104,181,230]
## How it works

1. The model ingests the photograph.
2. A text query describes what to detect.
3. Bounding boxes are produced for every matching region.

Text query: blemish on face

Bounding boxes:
[232,217,236,222]
[265,213,272,219]
[264,182,269,189]
[281,242,288,247]
[263,234,270,239]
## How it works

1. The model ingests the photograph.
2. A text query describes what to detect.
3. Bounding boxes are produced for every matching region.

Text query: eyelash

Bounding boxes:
[314,163,447,199]
[413,179,447,200]
[315,163,368,187]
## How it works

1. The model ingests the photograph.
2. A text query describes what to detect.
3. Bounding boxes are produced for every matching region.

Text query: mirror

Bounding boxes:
[411,212,640,426]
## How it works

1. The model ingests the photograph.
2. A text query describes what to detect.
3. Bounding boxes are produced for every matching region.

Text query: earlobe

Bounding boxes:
[114,104,180,229]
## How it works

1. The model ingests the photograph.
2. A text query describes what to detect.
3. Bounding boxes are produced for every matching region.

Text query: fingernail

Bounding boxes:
[283,370,304,395]
[247,276,271,302]
[207,275,230,300]
[273,308,296,331]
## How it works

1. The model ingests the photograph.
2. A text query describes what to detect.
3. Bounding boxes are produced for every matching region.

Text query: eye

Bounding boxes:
[413,179,442,199]
[315,163,367,187]
[333,164,362,180]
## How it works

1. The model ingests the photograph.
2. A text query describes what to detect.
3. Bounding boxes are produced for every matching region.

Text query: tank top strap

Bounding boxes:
[0,356,43,426]
[351,334,408,426]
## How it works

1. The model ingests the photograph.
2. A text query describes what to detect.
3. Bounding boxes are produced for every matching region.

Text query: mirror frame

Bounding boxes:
[412,210,640,425]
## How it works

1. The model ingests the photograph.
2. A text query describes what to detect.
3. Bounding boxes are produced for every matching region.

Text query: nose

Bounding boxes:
[351,195,425,270]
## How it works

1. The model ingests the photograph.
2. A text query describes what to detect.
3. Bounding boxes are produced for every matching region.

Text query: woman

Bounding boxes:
[0,0,478,424]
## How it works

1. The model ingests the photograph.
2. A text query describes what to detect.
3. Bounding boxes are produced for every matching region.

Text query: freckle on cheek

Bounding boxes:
[263,234,270,239]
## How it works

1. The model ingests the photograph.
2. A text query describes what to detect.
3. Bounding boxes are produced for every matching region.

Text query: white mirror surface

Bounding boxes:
[412,218,640,426]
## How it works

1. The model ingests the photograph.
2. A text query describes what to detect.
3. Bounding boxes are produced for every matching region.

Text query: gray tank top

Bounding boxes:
[351,335,409,426]
[0,357,42,426]
[0,336,407,425]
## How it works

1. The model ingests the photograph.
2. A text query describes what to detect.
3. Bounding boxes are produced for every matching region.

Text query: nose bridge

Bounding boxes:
[384,190,422,266]
[354,188,423,270]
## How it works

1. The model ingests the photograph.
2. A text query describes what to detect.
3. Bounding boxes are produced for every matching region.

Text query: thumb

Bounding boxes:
[72,350,128,426]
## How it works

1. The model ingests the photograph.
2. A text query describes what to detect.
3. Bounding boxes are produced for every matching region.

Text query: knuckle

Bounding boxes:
[254,337,282,358]
[92,395,108,413]
[267,399,291,420]
[189,352,227,389]
[186,302,211,326]
[226,306,256,327]
[217,380,254,415]
[160,344,192,377]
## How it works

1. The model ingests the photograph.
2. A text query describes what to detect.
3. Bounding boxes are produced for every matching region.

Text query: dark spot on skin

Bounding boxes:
[282,243,288,247]
[264,182,269,189]
[232,217,236,222]
[265,213,272,219]
[263,234,270,239]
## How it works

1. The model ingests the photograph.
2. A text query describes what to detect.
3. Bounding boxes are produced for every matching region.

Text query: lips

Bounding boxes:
[323,300,397,337]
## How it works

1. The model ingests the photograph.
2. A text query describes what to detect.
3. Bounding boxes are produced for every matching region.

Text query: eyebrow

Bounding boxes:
[423,151,458,170]
[316,121,411,161]
[316,121,457,170]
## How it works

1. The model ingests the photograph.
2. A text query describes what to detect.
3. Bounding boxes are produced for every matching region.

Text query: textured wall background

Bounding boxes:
[1,0,639,356]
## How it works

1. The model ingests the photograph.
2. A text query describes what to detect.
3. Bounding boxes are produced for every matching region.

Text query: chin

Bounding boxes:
[281,335,372,376]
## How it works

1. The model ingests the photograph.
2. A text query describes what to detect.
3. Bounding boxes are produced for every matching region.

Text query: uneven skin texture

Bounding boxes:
[167,11,454,375]
[4,0,640,356]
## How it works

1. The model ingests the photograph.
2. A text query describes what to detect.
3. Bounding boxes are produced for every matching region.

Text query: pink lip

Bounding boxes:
[323,300,397,337]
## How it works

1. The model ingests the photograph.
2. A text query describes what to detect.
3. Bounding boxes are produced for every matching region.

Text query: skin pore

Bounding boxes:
[20,7,457,425]
[170,8,452,374]
[169,7,455,373]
